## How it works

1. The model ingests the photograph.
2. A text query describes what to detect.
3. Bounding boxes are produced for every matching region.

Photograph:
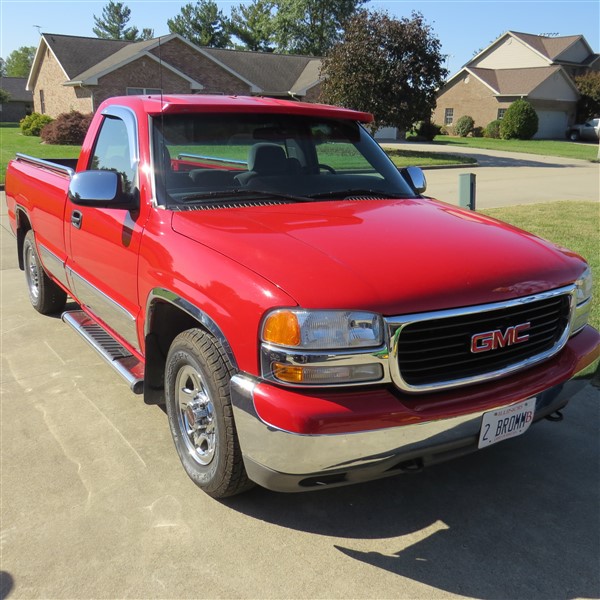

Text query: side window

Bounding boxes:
[444,108,454,126]
[90,116,135,194]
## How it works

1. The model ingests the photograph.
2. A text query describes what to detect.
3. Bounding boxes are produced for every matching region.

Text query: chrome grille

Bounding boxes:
[391,288,573,391]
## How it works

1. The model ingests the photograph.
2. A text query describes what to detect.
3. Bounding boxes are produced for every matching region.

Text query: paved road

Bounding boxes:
[381,141,600,208]
[1,150,599,599]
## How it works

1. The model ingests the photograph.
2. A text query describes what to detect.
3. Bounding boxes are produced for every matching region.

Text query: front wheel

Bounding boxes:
[165,328,253,498]
[568,130,580,141]
[23,230,67,314]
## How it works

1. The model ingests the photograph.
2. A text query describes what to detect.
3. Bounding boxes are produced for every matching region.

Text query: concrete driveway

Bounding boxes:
[381,141,600,208]
[1,146,599,599]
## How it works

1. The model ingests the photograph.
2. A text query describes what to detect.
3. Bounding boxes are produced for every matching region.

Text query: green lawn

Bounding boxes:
[385,148,475,168]
[0,124,81,185]
[482,201,599,378]
[430,135,599,162]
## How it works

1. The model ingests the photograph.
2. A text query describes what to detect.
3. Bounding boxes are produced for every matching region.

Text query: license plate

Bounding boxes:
[478,398,536,449]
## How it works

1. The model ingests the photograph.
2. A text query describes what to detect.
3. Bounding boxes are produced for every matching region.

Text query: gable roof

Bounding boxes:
[509,32,584,61]
[466,30,596,72]
[467,66,572,96]
[0,77,33,102]
[43,33,132,79]
[202,47,319,95]
[27,33,323,97]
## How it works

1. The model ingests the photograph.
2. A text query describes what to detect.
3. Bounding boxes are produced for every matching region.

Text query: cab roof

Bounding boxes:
[99,94,374,123]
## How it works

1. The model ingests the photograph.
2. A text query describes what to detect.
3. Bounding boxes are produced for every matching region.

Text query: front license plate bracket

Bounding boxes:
[478,397,537,449]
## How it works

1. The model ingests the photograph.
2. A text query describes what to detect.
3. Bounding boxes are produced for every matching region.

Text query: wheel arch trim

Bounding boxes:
[145,287,239,370]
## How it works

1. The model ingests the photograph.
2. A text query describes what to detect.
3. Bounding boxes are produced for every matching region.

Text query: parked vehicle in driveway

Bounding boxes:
[5,94,600,497]
[566,118,600,141]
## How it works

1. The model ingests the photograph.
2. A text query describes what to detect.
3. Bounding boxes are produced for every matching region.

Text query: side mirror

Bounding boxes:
[400,166,427,194]
[68,170,136,209]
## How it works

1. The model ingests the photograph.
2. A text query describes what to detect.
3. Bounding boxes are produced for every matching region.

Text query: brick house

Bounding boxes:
[0,77,33,122]
[433,31,599,139]
[27,33,323,117]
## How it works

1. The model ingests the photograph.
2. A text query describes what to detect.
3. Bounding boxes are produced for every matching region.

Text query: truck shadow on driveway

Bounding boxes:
[226,393,599,600]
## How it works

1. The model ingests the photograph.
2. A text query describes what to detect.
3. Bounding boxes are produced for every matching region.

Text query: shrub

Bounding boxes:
[405,120,442,141]
[41,111,93,145]
[20,112,53,136]
[500,99,538,140]
[454,115,474,137]
[484,119,502,139]
[471,126,484,138]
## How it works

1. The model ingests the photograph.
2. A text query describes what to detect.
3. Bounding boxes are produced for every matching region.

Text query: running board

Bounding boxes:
[62,310,144,394]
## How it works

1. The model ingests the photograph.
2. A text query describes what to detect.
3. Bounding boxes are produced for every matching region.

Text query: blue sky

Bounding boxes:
[0,0,598,77]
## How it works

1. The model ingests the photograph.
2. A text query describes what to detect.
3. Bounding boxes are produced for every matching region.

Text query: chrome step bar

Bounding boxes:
[62,310,144,394]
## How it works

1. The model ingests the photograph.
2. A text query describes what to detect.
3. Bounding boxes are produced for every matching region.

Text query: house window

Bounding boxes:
[39,90,46,114]
[126,87,162,96]
[497,109,507,120]
[444,108,454,126]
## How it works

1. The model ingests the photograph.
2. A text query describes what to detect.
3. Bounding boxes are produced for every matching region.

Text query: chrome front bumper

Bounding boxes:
[231,326,599,492]
[230,374,570,493]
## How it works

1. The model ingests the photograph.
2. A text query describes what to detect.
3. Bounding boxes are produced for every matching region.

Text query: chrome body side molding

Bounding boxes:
[66,267,140,352]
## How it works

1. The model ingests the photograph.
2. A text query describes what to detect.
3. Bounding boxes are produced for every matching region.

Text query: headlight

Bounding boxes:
[261,309,386,385]
[262,309,383,350]
[572,266,593,334]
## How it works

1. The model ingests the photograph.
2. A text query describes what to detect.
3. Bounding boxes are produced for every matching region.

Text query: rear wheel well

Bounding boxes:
[16,209,32,271]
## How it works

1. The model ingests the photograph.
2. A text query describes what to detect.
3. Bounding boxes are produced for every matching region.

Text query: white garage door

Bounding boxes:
[374,127,398,140]
[534,111,568,139]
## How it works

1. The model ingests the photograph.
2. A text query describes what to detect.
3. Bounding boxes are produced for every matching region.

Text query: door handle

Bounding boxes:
[71,210,83,229]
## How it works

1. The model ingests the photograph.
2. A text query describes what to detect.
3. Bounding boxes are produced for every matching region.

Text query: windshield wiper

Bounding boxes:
[179,188,311,203]
[307,188,412,200]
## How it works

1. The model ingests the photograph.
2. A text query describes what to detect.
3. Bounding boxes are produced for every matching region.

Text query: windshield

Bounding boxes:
[152,113,417,206]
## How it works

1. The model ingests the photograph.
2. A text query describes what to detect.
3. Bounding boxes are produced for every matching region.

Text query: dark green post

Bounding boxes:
[458,173,476,210]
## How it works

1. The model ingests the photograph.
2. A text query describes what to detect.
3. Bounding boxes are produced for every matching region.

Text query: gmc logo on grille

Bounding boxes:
[470,322,531,353]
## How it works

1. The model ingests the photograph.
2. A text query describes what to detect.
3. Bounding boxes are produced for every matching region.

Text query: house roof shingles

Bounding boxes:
[70,37,158,82]
[43,33,132,79]
[37,33,322,97]
[202,47,319,94]
[469,66,563,95]
[0,77,33,101]
[510,31,582,61]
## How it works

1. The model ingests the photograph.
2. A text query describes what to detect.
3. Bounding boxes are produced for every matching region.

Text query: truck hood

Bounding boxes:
[171,198,585,314]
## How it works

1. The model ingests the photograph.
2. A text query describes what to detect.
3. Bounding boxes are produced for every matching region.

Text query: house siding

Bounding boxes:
[529,73,578,102]
[556,41,591,64]
[32,49,92,116]
[94,56,192,107]
[472,37,548,69]
[148,38,252,95]
[0,101,32,122]
[433,72,511,130]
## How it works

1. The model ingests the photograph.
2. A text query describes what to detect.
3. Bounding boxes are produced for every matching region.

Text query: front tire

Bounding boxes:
[569,130,580,141]
[165,328,253,498]
[23,230,67,314]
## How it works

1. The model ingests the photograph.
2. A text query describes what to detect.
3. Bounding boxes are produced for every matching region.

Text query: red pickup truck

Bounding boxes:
[6,95,599,497]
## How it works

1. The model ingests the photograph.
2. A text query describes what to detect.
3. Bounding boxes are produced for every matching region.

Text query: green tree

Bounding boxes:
[320,10,447,132]
[499,99,538,140]
[0,89,10,104]
[167,0,231,48]
[574,72,600,121]
[4,46,36,77]
[93,1,154,41]
[229,0,275,51]
[0,57,6,77]
[273,0,367,55]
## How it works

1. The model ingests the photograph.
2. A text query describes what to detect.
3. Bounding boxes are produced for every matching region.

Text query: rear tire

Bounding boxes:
[165,328,253,498]
[23,230,67,314]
